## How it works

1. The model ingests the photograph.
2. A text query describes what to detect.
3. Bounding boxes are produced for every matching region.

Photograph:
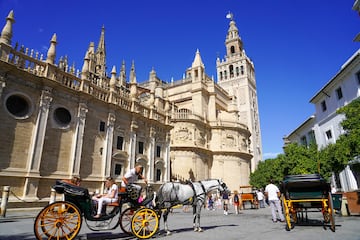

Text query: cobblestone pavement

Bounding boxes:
[0,206,359,240]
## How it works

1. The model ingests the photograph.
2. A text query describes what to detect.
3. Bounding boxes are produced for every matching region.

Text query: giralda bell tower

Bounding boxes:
[216,12,262,172]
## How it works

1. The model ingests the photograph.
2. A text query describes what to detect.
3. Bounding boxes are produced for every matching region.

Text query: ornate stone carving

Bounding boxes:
[108,112,116,127]
[195,128,206,146]
[78,103,88,119]
[174,127,192,141]
[222,134,235,147]
[39,87,53,113]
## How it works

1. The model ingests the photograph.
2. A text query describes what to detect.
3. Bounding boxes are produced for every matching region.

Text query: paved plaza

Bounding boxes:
[0,206,359,240]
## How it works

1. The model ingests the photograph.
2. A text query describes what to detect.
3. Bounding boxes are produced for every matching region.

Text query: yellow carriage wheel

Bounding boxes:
[282,197,293,231]
[34,201,82,240]
[131,208,159,239]
[327,193,336,232]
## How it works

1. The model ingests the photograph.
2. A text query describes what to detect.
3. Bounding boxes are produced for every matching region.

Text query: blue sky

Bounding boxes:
[1,0,359,160]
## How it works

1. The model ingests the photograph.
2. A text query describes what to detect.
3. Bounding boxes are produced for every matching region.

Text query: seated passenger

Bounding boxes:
[92,177,118,218]
[62,176,81,186]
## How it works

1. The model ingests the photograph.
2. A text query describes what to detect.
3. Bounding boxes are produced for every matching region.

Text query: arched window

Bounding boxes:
[229,65,234,78]
[236,67,240,76]
[156,169,161,181]
[155,160,164,182]
[230,46,235,54]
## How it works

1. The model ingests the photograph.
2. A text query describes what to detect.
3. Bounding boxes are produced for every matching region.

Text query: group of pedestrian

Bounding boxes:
[204,178,285,223]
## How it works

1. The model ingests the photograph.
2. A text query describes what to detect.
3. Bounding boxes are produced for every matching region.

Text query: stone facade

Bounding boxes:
[0,10,262,202]
[0,11,172,203]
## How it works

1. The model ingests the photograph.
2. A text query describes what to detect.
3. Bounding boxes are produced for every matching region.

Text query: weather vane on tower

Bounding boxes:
[226,11,234,20]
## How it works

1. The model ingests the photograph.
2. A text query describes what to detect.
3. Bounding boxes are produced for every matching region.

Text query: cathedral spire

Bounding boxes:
[129,60,138,101]
[119,60,126,86]
[46,34,57,64]
[130,60,137,84]
[190,49,205,82]
[0,10,15,45]
[95,26,106,76]
[192,49,204,68]
[97,25,106,52]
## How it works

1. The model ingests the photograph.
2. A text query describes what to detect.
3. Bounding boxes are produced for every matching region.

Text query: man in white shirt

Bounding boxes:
[121,164,147,200]
[265,179,285,222]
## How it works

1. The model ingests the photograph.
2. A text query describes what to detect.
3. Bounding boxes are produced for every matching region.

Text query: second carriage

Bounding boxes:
[280,174,336,232]
[33,180,160,240]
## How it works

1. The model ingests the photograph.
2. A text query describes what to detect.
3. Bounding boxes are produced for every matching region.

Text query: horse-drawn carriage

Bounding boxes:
[34,180,159,239]
[280,174,335,232]
[239,186,258,209]
[34,178,228,239]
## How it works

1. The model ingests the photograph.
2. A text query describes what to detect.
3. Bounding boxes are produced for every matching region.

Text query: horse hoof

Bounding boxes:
[194,228,198,232]
[166,231,172,236]
[198,228,203,232]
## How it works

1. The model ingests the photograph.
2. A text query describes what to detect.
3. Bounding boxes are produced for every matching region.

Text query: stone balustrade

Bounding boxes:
[0,42,168,124]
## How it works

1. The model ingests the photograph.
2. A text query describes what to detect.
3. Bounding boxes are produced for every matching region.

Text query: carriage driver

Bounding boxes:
[121,164,148,200]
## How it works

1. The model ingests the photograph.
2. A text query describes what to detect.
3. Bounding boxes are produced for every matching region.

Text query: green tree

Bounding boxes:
[250,154,286,189]
[251,98,360,187]
[321,97,360,175]
[282,142,319,175]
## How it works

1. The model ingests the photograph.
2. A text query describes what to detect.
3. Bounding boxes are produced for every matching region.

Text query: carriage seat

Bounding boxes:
[53,180,90,197]
[107,201,120,207]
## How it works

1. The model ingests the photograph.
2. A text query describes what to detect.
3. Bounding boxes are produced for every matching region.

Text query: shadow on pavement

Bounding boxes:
[156,223,239,237]
[0,234,35,240]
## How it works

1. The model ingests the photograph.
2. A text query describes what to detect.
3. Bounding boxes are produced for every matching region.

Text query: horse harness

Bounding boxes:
[188,181,207,205]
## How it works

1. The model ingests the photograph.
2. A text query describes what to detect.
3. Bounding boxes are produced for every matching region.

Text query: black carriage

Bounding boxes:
[33,180,159,239]
[280,174,335,232]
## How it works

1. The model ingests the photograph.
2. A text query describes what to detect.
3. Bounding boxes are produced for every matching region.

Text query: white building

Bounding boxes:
[284,49,360,192]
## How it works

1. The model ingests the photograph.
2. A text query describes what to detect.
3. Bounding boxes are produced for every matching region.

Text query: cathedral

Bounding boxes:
[0,10,261,204]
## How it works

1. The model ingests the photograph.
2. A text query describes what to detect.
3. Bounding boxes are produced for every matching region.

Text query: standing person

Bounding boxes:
[256,189,265,208]
[222,191,229,215]
[92,177,118,218]
[207,194,214,210]
[121,164,148,200]
[265,179,285,222]
[233,190,240,214]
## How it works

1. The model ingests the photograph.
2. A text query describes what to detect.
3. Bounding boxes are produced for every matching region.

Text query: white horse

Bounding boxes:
[155,179,228,235]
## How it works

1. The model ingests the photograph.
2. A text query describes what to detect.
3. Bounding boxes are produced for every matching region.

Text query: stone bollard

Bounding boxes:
[341,196,349,216]
[49,188,56,204]
[0,186,10,218]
